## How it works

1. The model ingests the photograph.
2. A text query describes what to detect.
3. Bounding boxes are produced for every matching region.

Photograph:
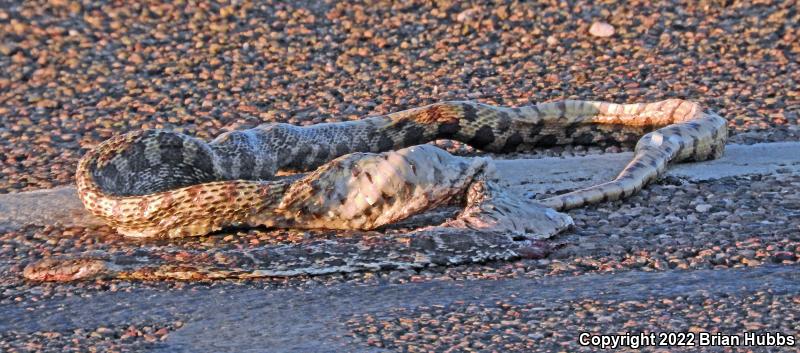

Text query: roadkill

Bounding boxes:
[22,215,557,282]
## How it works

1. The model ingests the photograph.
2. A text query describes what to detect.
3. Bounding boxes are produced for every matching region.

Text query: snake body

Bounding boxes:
[24,99,727,281]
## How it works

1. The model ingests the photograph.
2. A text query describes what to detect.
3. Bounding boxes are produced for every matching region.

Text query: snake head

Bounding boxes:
[23,258,109,282]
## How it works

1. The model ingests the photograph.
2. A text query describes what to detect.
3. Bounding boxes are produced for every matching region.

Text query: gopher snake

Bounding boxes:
[23,99,727,281]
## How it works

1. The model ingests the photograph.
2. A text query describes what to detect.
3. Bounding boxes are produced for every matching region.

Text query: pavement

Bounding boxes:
[1,142,798,352]
[2,142,798,230]
[3,265,798,352]
[1,1,799,351]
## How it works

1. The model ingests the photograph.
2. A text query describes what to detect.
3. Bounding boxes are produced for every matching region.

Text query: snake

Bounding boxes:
[23,99,727,281]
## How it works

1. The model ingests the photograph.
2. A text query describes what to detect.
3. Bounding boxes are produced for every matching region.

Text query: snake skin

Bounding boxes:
[24,99,727,281]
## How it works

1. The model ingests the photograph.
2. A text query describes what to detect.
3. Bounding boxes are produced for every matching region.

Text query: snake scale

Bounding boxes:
[23,99,727,281]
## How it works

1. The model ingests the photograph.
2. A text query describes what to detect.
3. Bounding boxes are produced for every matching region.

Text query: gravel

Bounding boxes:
[3,173,798,291]
[589,22,615,38]
[1,172,798,351]
[1,0,799,192]
[1,0,799,351]
[347,290,800,352]
[1,322,181,353]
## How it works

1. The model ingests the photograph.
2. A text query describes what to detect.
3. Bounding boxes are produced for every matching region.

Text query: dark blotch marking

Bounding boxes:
[402,125,426,147]
[291,144,313,169]
[391,118,409,130]
[237,150,256,180]
[311,147,330,168]
[335,142,350,157]
[536,134,558,148]
[573,132,596,145]
[467,125,495,149]
[564,123,581,138]
[97,163,121,193]
[376,134,395,152]
[354,139,371,152]
[362,126,378,148]
[496,111,511,131]
[624,133,640,143]
[125,141,151,176]
[192,146,216,179]
[436,122,461,139]
[501,133,524,153]
[462,103,479,122]
[157,132,185,166]
[527,121,545,138]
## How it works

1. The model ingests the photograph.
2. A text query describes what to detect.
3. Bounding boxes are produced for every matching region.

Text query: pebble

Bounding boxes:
[589,22,615,38]
[694,204,713,213]
[0,0,798,193]
[348,290,799,352]
[771,252,796,263]
[0,322,178,352]
[1,1,799,351]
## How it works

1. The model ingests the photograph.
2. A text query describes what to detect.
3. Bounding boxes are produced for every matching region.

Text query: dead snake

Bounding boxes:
[23,99,727,281]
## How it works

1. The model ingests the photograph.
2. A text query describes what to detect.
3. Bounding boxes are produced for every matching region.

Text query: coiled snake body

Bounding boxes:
[24,99,727,281]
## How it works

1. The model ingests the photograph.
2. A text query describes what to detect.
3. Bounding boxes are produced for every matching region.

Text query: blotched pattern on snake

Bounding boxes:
[23,99,727,281]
